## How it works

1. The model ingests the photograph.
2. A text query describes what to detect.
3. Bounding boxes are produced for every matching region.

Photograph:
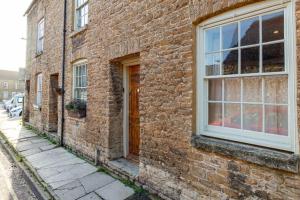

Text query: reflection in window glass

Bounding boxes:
[224,103,241,129]
[202,8,290,141]
[263,43,285,72]
[206,53,220,76]
[222,50,238,75]
[243,104,262,132]
[222,23,238,49]
[243,77,262,103]
[241,47,260,74]
[265,76,288,104]
[240,17,260,46]
[209,79,222,101]
[224,78,240,102]
[205,28,220,53]
[262,11,284,43]
[265,105,288,136]
[208,103,222,126]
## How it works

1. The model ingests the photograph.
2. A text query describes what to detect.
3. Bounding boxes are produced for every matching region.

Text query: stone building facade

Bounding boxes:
[24,0,300,199]
[0,69,25,101]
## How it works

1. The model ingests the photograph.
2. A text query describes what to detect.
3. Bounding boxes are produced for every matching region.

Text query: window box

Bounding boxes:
[65,99,87,119]
[67,109,86,118]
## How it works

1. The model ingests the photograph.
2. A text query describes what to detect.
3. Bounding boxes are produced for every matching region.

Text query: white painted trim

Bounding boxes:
[74,0,89,30]
[72,60,87,101]
[122,58,140,158]
[196,0,298,153]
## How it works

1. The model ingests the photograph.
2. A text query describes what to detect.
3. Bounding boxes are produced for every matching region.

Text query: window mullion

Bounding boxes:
[241,78,244,130]
[238,21,241,75]
[222,79,224,127]
[259,15,263,74]
[262,77,265,134]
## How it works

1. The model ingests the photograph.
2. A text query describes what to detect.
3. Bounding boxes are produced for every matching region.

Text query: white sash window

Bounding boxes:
[197,0,297,152]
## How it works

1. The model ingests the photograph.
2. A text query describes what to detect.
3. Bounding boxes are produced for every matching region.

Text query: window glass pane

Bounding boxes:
[243,77,262,102]
[241,46,260,74]
[243,104,262,132]
[263,43,284,72]
[206,53,220,76]
[76,66,79,76]
[262,11,284,43]
[208,103,222,126]
[222,50,238,75]
[222,23,238,49]
[209,79,222,101]
[205,28,220,53]
[240,17,259,46]
[82,76,87,87]
[265,105,288,136]
[224,78,240,101]
[224,103,241,129]
[264,76,288,104]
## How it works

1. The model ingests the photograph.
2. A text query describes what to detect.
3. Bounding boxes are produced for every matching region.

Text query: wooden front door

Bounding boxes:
[128,65,140,157]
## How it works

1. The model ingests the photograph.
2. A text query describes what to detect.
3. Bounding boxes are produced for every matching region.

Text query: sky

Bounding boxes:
[0,0,32,72]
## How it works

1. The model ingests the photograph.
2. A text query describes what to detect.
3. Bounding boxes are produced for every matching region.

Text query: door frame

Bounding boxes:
[122,58,140,158]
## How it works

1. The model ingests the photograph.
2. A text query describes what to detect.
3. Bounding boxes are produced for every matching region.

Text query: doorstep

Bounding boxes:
[108,158,139,180]
[0,115,135,200]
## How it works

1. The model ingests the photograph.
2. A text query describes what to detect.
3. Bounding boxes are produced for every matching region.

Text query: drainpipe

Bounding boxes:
[61,0,67,146]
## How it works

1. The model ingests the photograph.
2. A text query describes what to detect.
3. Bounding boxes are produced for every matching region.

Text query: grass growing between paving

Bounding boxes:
[0,131,23,162]
[97,166,147,195]
[25,125,58,146]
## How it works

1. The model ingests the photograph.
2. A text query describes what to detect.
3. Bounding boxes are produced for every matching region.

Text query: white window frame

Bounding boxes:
[37,18,45,53]
[74,0,88,30]
[1,82,8,89]
[72,60,87,101]
[36,73,42,107]
[197,0,298,153]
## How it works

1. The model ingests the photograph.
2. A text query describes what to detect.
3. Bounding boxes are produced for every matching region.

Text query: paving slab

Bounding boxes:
[95,181,135,200]
[78,192,103,200]
[21,148,42,157]
[79,172,116,193]
[17,141,51,152]
[54,181,86,200]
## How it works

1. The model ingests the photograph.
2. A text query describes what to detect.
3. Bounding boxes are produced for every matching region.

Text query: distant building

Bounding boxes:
[0,69,25,101]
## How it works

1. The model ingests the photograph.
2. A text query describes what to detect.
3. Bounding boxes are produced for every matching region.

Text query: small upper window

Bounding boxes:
[73,62,87,101]
[75,0,88,30]
[1,82,8,89]
[197,1,296,152]
[36,73,42,107]
[37,18,45,53]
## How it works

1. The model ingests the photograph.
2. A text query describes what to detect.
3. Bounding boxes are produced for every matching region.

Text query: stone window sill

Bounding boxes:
[33,104,41,111]
[69,25,88,38]
[35,51,43,58]
[191,135,300,173]
[67,116,86,123]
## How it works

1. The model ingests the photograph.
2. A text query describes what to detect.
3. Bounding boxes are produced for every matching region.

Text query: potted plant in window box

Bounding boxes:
[65,99,86,118]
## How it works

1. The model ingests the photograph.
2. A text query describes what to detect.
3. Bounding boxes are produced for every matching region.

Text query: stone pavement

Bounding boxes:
[0,109,135,200]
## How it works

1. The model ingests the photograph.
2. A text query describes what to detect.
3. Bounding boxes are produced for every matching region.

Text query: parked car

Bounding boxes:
[3,98,12,110]
[9,106,22,118]
[5,98,14,112]
[6,94,24,113]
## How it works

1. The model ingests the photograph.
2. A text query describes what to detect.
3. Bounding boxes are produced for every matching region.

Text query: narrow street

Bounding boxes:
[0,106,37,200]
